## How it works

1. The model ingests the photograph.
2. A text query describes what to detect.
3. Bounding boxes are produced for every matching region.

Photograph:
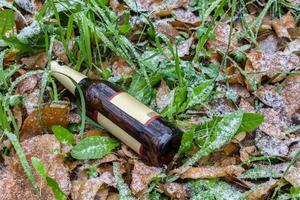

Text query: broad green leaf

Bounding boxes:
[205,111,243,151]
[113,162,136,200]
[51,125,74,145]
[5,132,40,198]
[187,80,214,108]
[239,167,279,180]
[128,73,161,104]
[183,111,244,169]
[31,157,47,177]
[46,177,67,200]
[290,187,300,198]
[179,128,194,153]
[162,85,188,118]
[194,116,223,145]
[71,136,119,160]
[0,9,14,38]
[187,179,243,200]
[237,113,264,132]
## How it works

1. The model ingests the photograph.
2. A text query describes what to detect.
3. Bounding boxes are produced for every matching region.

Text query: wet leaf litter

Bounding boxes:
[0,0,299,199]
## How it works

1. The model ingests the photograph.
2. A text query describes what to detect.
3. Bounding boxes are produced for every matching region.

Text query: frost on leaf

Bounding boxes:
[245,179,278,200]
[111,56,133,78]
[130,160,162,195]
[160,182,186,200]
[20,103,70,141]
[259,108,290,139]
[156,80,170,110]
[246,51,299,80]
[284,162,300,187]
[1,134,71,200]
[272,12,296,39]
[71,177,103,200]
[207,22,238,52]
[181,165,245,179]
[172,9,200,26]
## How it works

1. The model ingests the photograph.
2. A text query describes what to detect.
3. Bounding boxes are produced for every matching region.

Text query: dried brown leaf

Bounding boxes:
[160,183,186,200]
[20,103,70,141]
[255,85,285,108]
[156,80,170,110]
[259,35,278,54]
[245,179,278,200]
[239,146,259,162]
[172,9,200,26]
[177,37,193,57]
[285,162,300,187]
[246,51,299,79]
[272,12,295,38]
[255,131,289,157]
[181,165,245,179]
[71,178,103,200]
[207,22,238,52]
[23,89,39,114]
[2,134,71,200]
[21,52,48,69]
[281,73,300,118]
[17,75,38,94]
[130,160,162,195]
[53,40,69,64]
[111,56,133,77]
[155,20,179,41]
[259,108,289,139]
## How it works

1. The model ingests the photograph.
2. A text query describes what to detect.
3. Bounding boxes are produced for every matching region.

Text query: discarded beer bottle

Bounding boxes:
[50,61,182,165]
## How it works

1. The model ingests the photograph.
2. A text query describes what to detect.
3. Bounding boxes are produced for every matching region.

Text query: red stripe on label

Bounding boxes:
[144,115,160,126]
[108,91,124,101]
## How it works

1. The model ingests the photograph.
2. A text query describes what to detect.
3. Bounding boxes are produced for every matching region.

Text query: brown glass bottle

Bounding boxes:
[50,61,182,165]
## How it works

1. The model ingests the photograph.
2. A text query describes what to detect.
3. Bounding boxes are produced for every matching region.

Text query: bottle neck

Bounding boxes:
[50,61,87,94]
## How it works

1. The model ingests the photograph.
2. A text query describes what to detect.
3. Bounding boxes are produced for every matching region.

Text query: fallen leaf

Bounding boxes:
[239,98,255,113]
[255,85,285,108]
[239,146,259,162]
[172,9,200,26]
[177,37,193,57]
[120,144,139,159]
[255,131,289,157]
[207,22,238,52]
[71,178,103,200]
[181,165,245,179]
[99,171,116,187]
[281,73,300,118]
[17,75,38,94]
[111,56,133,77]
[53,40,69,64]
[2,134,71,200]
[20,103,70,141]
[284,39,300,54]
[259,108,289,139]
[285,162,300,187]
[155,20,179,41]
[287,27,300,39]
[245,179,278,200]
[246,51,299,80]
[23,89,39,114]
[160,182,186,200]
[259,35,278,54]
[130,160,162,195]
[156,80,170,110]
[15,0,43,14]
[272,12,295,38]
[21,52,48,69]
